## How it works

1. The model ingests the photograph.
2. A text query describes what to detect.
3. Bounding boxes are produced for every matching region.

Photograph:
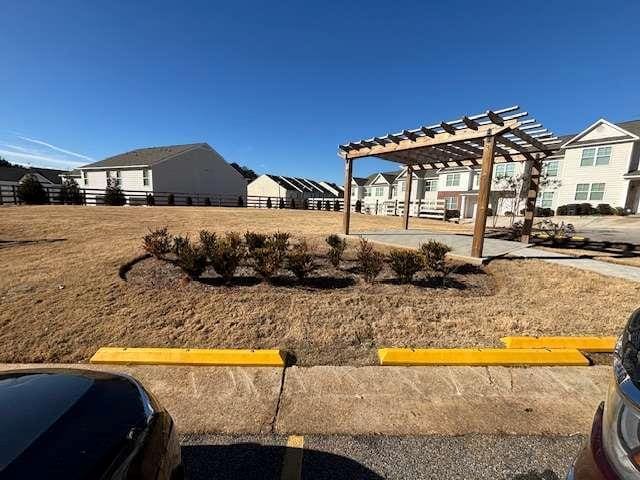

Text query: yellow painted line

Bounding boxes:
[90,347,286,366]
[281,435,304,480]
[377,348,589,366]
[500,336,616,353]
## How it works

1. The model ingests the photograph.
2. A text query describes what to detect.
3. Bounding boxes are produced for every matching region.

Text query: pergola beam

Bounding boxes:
[344,121,516,159]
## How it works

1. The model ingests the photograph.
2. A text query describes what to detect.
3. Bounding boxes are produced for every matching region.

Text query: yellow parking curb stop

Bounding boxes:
[377,348,589,366]
[90,347,286,366]
[500,336,616,353]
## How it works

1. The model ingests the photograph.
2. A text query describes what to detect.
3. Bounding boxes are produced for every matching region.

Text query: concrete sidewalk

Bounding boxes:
[0,363,608,437]
[353,230,531,262]
[512,247,640,282]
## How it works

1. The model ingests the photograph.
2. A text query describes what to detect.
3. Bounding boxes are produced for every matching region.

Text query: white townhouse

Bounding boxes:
[247,174,340,200]
[77,143,247,204]
[536,119,640,213]
[355,117,640,218]
[350,176,367,203]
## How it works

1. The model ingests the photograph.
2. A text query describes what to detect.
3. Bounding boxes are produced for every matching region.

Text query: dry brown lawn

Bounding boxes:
[1,205,636,365]
[538,246,640,268]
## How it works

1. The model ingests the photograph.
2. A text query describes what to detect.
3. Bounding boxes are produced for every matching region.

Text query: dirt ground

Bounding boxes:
[1,205,637,365]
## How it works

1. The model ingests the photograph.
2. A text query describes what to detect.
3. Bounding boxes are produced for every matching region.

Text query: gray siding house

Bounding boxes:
[78,143,247,204]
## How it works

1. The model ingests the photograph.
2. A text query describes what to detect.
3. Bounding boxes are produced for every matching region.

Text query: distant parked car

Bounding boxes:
[0,368,182,479]
[568,309,640,479]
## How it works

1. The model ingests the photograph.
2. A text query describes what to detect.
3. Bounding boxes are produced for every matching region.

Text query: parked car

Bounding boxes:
[0,368,182,479]
[569,309,640,479]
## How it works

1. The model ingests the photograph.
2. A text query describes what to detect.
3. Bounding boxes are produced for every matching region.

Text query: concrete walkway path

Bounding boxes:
[353,230,531,262]
[0,363,607,437]
[512,247,640,282]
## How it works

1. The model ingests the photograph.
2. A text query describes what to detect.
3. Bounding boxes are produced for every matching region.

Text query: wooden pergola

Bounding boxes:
[338,106,561,258]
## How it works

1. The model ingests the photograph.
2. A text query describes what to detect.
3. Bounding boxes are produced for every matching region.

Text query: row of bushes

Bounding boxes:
[142,228,452,285]
[556,203,626,216]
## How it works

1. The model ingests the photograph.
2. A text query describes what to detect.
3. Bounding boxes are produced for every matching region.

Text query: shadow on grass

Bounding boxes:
[380,276,468,290]
[269,275,356,290]
[197,276,263,287]
[0,238,67,249]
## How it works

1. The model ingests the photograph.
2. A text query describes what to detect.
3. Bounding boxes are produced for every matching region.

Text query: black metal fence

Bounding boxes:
[0,184,346,211]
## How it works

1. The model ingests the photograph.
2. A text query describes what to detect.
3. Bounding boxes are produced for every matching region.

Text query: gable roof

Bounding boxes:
[0,166,67,184]
[352,177,368,186]
[80,143,205,169]
[560,119,640,149]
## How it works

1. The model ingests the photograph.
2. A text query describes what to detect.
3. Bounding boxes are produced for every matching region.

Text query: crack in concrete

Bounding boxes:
[268,366,288,434]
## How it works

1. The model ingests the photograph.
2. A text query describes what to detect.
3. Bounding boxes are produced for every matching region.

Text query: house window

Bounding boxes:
[495,163,515,178]
[580,146,611,167]
[424,180,437,192]
[375,186,384,196]
[589,183,605,200]
[574,183,589,200]
[575,183,605,201]
[537,191,554,208]
[444,197,457,209]
[81,171,88,186]
[365,187,371,197]
[400,181,405,192]
[543,161,558,177]
[445,173,460,187]
[143,168,150,186]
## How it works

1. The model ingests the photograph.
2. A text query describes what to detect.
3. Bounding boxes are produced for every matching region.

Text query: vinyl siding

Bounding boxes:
[554,142,634,208]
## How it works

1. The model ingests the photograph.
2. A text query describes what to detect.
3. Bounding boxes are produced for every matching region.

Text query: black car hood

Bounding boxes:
[0,369,152,479]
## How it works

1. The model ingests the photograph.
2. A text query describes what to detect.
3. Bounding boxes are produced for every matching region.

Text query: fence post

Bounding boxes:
[375,200,378,215]
[394,199,398,216]
[417,198,422,217]
[12,185,18,204]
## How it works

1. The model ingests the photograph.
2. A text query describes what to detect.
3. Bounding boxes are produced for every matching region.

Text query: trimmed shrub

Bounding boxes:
[420,240,451,276]
[303,199,309,210]
[17,174,48,204]
[266,197,272,208]
[205,197,212,206]
[290,198,296,209]
[57,179,83,205]
[325,200,331,211]
[186,196,193,206]
[104,183,126,206]
[199,230,218,260]
[210,232,244,282]
[355,238,384,283]
[173,235,206,279]
[556,204,568,216]
[316,200,322,211]
[287,240,317,280]
[326,234,346,268]
[578,203,593,215]
[142,226,172,259]
[388,249,422,283]
[146,194,155,206]
[279,197,285,209]
[355,200,362,213]
[333,200,340,211]
[238,196,244,207]
[252,232,290,280]
[444,209,460,220]
[167,193,175,206]
[597,203,614,215]
[244,231,267,252]
[615,207,627,216]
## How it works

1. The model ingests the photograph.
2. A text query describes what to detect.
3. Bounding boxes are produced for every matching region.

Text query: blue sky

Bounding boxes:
[1,1,639,182]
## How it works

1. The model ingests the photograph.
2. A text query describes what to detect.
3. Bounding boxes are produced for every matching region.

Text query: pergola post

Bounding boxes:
[402,165,413,230]
[343,157,353,235]
[520,154,542,243]
[470,135,496,258]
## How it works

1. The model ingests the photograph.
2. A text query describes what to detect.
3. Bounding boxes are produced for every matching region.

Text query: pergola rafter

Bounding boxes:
[338,106,560,259]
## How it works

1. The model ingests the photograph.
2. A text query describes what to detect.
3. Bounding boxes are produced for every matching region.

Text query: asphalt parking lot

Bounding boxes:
[181,433,584,480]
